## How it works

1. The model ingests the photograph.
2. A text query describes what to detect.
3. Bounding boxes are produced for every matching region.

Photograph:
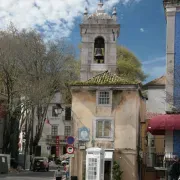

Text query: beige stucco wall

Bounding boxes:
[70,88,141,180]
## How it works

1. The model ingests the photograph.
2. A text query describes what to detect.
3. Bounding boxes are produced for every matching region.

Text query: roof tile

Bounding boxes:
[71,71,139,86]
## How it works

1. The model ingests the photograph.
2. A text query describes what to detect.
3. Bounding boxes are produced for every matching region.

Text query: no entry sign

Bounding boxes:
[66,145,74,154]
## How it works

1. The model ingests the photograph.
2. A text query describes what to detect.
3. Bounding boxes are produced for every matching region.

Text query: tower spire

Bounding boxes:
[97,0,104,13]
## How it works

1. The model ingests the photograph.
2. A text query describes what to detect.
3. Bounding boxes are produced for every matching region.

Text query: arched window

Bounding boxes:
[94,37,105,64]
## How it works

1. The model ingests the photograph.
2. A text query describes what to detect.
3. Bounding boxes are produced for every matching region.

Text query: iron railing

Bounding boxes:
[142,152,177,168]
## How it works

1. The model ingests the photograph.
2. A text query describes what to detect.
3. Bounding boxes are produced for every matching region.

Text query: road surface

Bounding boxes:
[0,171,57,180]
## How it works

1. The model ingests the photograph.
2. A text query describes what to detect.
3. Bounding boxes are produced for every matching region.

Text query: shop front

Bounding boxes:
[147,114,180,180]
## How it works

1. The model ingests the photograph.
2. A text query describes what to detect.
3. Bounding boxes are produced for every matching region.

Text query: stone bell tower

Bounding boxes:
[80,1,120,81]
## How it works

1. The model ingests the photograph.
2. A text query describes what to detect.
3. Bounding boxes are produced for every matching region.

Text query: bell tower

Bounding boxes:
[80,1,120,81]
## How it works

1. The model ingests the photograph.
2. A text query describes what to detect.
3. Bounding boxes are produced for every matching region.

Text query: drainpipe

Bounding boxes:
[138,114,141,180]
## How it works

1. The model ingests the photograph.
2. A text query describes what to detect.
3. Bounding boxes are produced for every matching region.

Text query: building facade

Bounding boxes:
[141,76,166,180]
[18,91,73,157]
[70,72,145,180]
[69,2,146,180]
[36,92,73,157]
[146,2,180,179]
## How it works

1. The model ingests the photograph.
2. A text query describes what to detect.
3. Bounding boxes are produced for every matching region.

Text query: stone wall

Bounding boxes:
[174,12,180,108]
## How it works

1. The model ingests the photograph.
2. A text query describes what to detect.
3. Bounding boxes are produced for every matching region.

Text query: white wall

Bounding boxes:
[37,92,71,156]
[146,87,165,114]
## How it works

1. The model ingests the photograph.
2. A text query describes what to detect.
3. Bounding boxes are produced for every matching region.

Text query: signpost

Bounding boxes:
[66,136,75,145]
[66,145,74,154]
[56,136,59,157]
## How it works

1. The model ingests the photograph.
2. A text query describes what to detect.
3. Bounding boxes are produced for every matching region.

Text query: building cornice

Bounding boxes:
[71,84,140,91]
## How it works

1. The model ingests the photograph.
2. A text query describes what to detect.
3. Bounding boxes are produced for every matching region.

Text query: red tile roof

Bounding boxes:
[144,76,165,87]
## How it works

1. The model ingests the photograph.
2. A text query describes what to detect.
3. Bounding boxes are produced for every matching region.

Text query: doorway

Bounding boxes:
[104,161,112,180]
[51,146,56,155]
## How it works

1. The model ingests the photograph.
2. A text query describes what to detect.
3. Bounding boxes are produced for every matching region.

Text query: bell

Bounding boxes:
[95,48,104,59]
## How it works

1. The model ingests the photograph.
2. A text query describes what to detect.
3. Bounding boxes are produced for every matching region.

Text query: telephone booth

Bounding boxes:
[86,147,105,180]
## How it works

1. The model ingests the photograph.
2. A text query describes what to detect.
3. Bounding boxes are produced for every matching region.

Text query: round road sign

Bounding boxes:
[66,145,74,154]
[66,136,75,145]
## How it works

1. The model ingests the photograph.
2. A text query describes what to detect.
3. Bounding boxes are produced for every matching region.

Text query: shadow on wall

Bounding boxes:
[115,151,137,180]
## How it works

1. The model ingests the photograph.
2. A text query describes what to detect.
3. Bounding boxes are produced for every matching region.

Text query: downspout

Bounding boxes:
[138,111,141,180]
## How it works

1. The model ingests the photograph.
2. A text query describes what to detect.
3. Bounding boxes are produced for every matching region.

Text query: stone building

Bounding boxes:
[146,1,180,178]
[70,2,146,180]
[80,1,119,81]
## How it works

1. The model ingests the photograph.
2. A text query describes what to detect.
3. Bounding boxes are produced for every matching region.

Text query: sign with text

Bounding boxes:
[56,136,59,157]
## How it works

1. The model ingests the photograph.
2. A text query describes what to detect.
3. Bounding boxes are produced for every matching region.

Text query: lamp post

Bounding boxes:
[54,103,64,115]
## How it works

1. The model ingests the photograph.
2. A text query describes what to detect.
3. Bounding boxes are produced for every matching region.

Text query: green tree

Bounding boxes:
[112,161,123,180]
[116,46,147,81]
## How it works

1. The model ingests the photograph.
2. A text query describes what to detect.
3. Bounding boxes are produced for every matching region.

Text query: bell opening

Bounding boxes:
[94,37,105,64]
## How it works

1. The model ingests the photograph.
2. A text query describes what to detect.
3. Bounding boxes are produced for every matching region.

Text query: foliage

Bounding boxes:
[112,161,123,180]
[71,71,138,86]
[0,24,79,156]
[116,46,148,82]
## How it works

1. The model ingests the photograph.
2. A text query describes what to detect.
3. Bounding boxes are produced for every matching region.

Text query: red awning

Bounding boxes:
[147,114,180,135]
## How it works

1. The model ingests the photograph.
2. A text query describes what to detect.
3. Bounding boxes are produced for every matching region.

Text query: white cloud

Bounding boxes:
[142,56,166,82]
[142,56,166,65]
[0,0,141,41]
[144,65,166,83]
[140,28,144,32]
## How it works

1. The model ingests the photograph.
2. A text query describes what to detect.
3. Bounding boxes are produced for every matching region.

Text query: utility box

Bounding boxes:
[0,155,8,174]
[86,148,104,180]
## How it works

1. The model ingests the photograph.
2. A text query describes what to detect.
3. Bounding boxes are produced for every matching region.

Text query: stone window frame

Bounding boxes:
[64,125,71,136]
[96,90,112,106]
[93,117,114,141]
[51,124,59,136]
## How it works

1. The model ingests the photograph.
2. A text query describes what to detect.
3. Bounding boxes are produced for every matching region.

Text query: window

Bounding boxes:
[64,126,71,136]
[65,107,71,120]
[51,125,58,136]
[96,120,112,138]
[97,91,111,105]
[52,106,58,117]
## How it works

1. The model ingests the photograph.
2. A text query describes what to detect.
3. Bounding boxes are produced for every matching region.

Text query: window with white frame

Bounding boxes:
[51,125,58,136]
[64,126,71,136]
[96,119,112,138]
[97,91,111,105]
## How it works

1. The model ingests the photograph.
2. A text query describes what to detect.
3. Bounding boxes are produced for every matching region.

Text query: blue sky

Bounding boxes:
[69,0,166,82]
[0,0,166,82]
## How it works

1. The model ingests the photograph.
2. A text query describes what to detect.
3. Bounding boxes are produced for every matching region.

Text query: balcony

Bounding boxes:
[46,135,67,145]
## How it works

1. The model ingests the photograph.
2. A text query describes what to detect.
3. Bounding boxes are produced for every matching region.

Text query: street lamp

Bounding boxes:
[54,103,64,115]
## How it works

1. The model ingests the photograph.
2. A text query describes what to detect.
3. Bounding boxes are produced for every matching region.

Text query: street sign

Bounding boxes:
[66,145,74,154]
[56,136,60,156]
[66,136,75,145]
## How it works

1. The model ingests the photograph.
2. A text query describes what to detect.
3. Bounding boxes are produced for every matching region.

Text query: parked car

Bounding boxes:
[31,157,49,172]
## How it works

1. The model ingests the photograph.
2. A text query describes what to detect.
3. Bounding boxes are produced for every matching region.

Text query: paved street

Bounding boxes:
[0,171,56,180]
